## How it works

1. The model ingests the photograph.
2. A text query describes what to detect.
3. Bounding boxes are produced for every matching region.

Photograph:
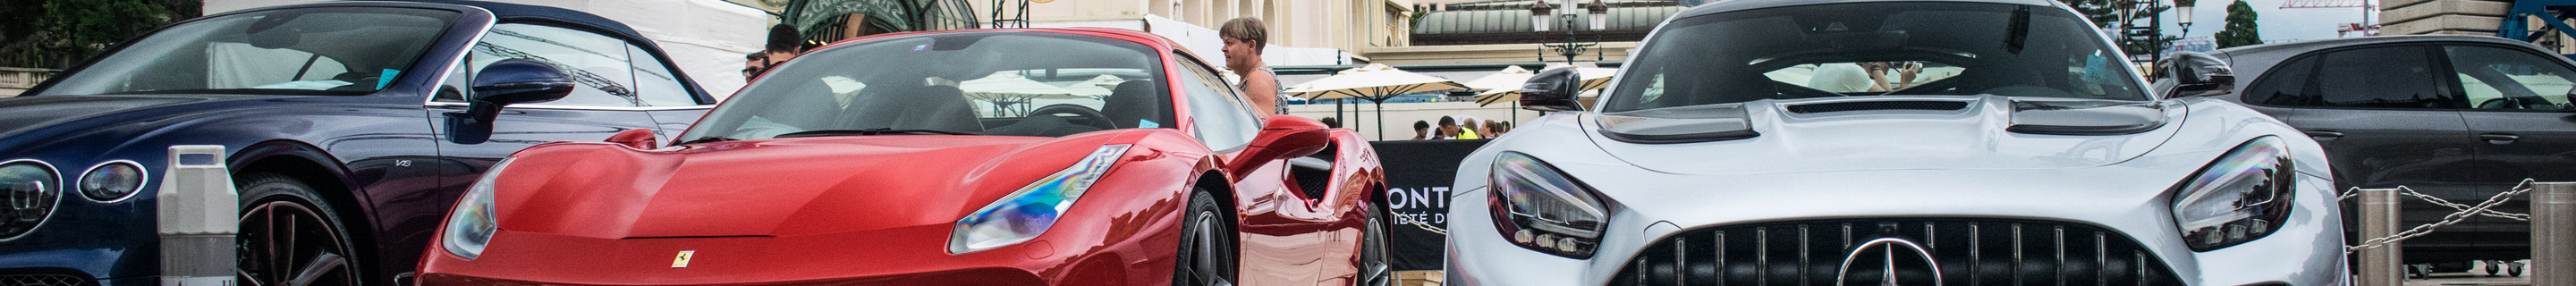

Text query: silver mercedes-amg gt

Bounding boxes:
[1442,0,2348,285]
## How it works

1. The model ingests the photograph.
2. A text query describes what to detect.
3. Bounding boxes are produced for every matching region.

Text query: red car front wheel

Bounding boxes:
[1173,188,1236,286]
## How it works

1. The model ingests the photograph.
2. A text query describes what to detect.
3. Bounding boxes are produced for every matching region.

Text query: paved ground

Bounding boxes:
[2402,273,2533,286]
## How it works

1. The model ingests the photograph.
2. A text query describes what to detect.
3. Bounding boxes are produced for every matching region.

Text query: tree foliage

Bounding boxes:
[2215,0,2261,47]
[0,0,200,69]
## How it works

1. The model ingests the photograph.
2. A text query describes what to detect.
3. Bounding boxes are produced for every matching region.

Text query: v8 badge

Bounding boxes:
[672,250,695,268]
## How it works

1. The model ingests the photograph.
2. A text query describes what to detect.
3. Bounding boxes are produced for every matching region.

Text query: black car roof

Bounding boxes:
[1674,0,2070,19]
[364,0,652,43]
[2213,35,2539,57]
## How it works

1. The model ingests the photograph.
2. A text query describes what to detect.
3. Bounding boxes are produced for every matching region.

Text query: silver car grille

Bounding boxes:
[1608,218,2182,286]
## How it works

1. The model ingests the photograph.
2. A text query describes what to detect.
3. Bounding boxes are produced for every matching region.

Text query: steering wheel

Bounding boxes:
[1028,104,1117,130]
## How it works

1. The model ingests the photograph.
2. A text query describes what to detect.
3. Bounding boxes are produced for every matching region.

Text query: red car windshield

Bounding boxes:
[681,32,1175,142]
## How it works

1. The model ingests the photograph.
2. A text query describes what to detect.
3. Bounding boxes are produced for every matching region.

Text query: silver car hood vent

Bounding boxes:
[1595,104,1760,144]
[1583,96,2185,175]
[1784,100,1970,114]
[2004,99,2169,136]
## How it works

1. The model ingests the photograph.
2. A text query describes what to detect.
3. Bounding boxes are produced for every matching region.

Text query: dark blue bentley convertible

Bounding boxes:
[0,1,713,285]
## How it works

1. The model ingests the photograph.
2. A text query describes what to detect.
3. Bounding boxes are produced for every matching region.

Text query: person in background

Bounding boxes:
[1455,116,1484,139]
[743,52,768,80]
[1319,117,1339,129]
[1220,18,1283,118]
[1483,121,1508,137]
[1436,116,1461,139]
[1411,121,1432,140]
[764,24,805,66]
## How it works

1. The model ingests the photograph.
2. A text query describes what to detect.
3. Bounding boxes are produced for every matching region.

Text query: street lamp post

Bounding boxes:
[2175,0,2195,36]
[1531,0,1610,63]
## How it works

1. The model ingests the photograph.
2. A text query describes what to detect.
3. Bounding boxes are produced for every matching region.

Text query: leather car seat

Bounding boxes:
[1098,80,1167,129]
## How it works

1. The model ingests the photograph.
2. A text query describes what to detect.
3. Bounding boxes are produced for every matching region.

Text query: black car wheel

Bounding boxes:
[1358,201,1393,286]
[1173,188,1237,286]
[237,172,362,286]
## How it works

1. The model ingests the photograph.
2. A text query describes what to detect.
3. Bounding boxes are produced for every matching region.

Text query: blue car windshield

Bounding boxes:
[36,7,460,97]
[1600,2,2148,113]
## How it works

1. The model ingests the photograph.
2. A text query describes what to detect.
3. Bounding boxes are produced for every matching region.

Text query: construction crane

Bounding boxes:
[2280,0,2378,37]
[2498,0,2576,55]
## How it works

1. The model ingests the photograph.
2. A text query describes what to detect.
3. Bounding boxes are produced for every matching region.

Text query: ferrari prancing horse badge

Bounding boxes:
[673,250,695,268]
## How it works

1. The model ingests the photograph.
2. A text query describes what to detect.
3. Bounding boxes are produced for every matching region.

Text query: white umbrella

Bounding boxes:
[1462,65,1535,92]
[1281,63,1469,139]
[1474,66,1614,106]
[1284,63,1470,100]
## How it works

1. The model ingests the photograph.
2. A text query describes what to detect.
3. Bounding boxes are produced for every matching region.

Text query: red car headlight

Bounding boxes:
[948,145,1130,254]
[442,157,513,260]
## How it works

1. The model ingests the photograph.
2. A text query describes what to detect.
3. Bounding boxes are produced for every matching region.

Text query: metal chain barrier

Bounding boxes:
[2343,179,2538,254]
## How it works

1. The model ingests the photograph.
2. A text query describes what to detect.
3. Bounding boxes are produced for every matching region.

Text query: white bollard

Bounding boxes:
[2357,188,2402,286]
[2536,182,2572,286]
[159,146,234,286]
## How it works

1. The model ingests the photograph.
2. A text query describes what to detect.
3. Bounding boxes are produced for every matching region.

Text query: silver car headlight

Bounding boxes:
[78,160,147,202]
[2169,136,2295,251]
[1487,152,1608,258]
[442,157,513,259]
[948,145,1130,254]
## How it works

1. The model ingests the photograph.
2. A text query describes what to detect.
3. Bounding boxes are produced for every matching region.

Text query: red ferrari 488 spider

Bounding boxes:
[414,29,1390,286]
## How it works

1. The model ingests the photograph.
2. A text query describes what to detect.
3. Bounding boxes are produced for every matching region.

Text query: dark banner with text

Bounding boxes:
[1368,139,1489,271]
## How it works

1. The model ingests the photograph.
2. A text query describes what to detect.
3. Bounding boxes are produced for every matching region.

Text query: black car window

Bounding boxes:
[626,44,703,106]
[1174,55,1261,152]
[36,7,459,97]
[2312,46,2455,109]
[2442,45,2576,111]
[467,23,640,107]
[2243,55,2321,106]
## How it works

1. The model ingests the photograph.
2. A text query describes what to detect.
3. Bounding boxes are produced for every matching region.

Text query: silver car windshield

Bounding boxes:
[677,32,1174,142]
[1600,2,2148,113]
[37,7,460,97]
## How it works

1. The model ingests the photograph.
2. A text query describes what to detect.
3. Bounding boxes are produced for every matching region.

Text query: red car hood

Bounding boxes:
[490,132,1136,240]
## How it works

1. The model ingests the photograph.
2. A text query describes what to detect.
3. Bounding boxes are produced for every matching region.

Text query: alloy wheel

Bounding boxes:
[239,201,358,286]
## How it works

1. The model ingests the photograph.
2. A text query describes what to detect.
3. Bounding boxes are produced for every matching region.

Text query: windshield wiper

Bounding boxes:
[775,128,977,139]
[674,137,736,145]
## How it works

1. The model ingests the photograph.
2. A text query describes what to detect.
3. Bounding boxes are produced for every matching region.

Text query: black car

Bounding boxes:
[2190,35,2572,270]
[0,1,714,285]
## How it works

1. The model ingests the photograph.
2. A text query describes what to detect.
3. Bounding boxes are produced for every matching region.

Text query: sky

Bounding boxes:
[2157,0,2383,42]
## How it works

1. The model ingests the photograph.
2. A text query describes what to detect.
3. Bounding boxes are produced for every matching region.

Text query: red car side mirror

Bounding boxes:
[1229,115,1333,176]
[606,129,659,150]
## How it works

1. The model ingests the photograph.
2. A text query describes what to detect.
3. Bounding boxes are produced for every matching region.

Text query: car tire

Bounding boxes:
[1358,200,1393,286]
[236,172,364,286]
[1173,188,1237,286]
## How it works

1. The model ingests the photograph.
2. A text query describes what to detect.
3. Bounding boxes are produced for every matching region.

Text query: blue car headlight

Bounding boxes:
[442,157,513,259]
[2169,136,2296,251]
[948,145,1131,254]
[1487,152,1608,258]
